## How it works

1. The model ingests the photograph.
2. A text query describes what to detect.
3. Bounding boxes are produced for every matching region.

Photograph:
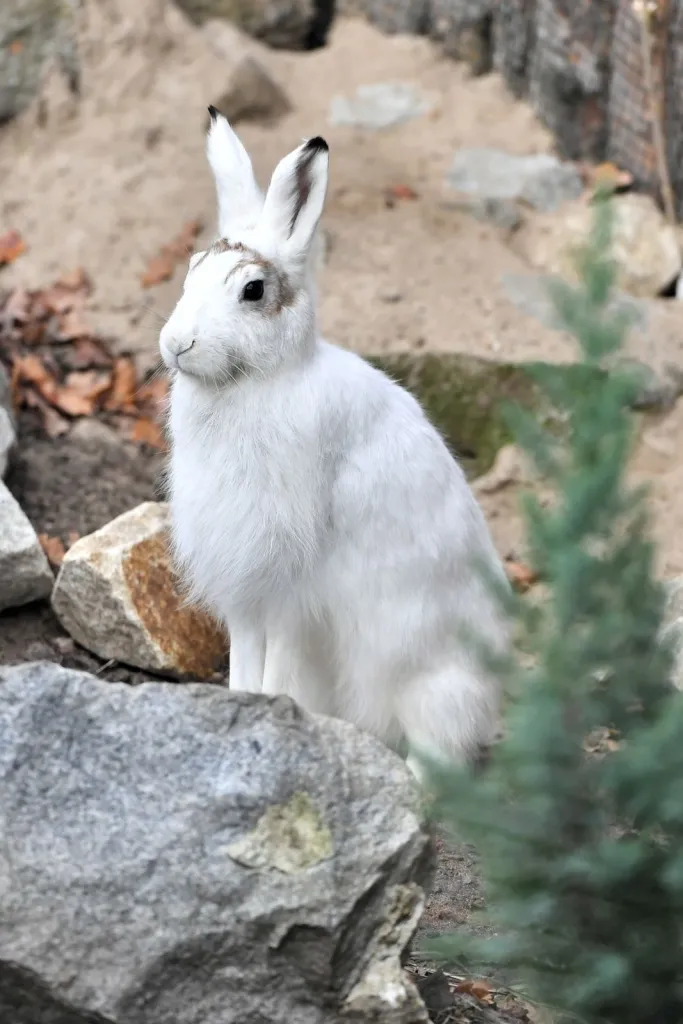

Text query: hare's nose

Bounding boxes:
[164,337,195,358]
[159,332,197,371]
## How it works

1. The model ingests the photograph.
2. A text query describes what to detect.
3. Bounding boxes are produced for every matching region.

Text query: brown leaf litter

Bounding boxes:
[0,270,169,450]
[405,961,531,1024]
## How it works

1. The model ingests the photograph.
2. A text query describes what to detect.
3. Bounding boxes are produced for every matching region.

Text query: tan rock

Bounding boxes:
[51,502,228,677]
[514,192,682,299]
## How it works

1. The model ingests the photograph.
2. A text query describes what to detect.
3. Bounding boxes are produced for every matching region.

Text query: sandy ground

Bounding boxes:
[3,1,683,953]
[3,6,683,576]
[0,8,556,367]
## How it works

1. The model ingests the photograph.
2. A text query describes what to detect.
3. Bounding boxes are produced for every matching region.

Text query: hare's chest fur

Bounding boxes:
[168,377,325,616]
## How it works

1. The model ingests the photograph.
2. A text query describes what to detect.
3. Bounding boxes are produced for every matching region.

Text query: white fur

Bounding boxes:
[160,115,510,781]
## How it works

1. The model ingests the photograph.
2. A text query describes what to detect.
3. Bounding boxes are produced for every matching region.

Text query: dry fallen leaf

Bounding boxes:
[505,559,539,593]
[15,353,95,416]
[141,220,203,287]
[130,416,167,450]
[104,355,138,413]
[14,353,58,397]
[584,161,633,193]
[63,336,113,370]
[140,252,176,288]
[53,388,94,417]
[388,183,419,201]
[41,269,91,338]
[23,389,70,438]
[20,318,45,346]
[42,287,78,316]
[54,267,92,294]
[57,309,92,341]
[454,979,495,1004]
[38,533,66,568]
[165,219,203,259]
[0,229,26,265]
[64,370,112,404]
[4,288,32,323]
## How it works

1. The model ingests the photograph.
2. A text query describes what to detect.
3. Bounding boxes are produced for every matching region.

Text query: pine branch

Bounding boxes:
[426,192,683,1024]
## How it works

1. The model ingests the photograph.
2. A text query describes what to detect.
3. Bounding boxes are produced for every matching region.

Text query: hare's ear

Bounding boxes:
[206,107,264,235]
[260,136,329,269]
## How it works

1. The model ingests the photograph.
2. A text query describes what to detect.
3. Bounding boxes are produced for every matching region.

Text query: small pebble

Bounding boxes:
[53,636,76,657]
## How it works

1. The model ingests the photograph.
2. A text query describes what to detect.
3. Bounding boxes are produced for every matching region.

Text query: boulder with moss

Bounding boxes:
[367,351,559,478]
[368,350,669,479]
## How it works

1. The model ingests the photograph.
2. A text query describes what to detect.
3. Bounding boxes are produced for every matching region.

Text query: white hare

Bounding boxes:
[160,109,510,781]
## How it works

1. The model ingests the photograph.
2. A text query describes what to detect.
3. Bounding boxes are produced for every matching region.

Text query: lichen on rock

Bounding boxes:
[226,791,334,873]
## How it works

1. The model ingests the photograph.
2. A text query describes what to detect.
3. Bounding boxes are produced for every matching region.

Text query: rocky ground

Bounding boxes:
[3,3,683,1020]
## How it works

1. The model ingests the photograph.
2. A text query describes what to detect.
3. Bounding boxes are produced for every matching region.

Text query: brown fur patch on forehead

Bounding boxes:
[211,238,250,256]
[190,238,260,271]
[201,237,295,314]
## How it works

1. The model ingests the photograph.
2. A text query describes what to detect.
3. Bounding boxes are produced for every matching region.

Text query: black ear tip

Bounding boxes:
[305,136,329,154]
[207,105,219,122]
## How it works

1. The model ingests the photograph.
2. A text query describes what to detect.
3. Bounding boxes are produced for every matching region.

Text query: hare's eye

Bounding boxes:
[242,280,264,302]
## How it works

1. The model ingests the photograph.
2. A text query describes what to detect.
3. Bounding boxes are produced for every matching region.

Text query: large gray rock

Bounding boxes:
[0,480,53,610]
[447,148,583,214]
[0,0,80,123]
[0,362,16,477]
[499,271,647,333]
[0,661,433,1024]
[329,82,433,130]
